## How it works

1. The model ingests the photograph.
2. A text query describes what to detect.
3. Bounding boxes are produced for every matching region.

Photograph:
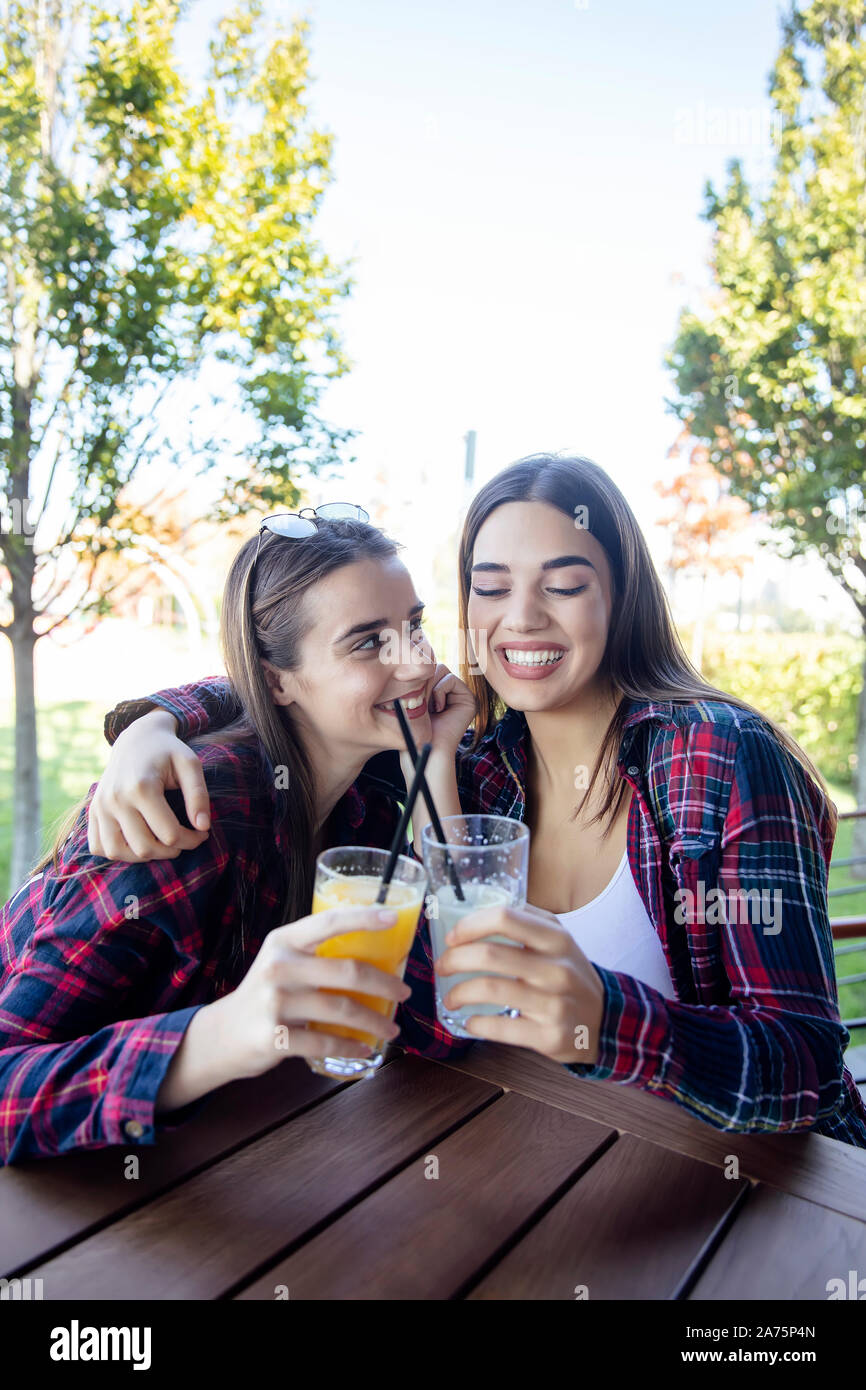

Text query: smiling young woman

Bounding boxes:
[0,515,479,1164]
[463,492,631,917]
[70,456,866,1149]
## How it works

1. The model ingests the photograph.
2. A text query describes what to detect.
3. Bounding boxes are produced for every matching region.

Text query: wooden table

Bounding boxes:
[3,1041,866,1301]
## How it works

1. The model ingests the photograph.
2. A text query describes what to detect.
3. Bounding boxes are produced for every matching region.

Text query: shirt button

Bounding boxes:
[627,765,639,776]
[124,1120,145,1139]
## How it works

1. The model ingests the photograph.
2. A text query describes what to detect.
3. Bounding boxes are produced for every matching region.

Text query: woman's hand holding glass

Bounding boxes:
[432,902,607,1066]
[224,905,413,1075]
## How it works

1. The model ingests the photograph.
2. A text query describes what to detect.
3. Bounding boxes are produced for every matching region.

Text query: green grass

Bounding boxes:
[0,703,864,1071]
[0,700,108,893]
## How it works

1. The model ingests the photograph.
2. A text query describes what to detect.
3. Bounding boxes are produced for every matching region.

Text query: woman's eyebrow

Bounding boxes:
[471,556,596,573]
[335,600,425,645]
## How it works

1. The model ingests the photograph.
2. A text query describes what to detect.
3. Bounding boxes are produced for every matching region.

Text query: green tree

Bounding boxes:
[665,0,866,855]
[0,0,351,889]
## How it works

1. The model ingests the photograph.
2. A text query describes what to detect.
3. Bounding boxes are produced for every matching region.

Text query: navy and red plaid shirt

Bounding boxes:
[0,724,470,1165]
[101,677,866,1149]
[3,678,864,1163]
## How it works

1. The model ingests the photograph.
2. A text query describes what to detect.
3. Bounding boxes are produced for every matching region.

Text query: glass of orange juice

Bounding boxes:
[308,846,427,1080]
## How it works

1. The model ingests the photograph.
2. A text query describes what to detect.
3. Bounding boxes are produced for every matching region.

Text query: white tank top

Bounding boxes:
[530,849,677,1000]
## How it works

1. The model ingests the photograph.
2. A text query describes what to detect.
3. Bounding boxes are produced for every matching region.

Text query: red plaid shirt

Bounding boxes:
[97,677,866,1149]
[0,727,470,1165]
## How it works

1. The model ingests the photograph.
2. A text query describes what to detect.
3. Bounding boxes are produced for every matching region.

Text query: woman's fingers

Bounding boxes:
[428,664,477,719]
[442,974,557,1024]
[262,946,412,1043]
[279,905,406,953]
[443,905,569,956]
[269,947,412,1005]
[172,749,212,832]
[87,805,104,857]
[111,804,173,860]
[276,986,399,1039]
[430,668,457,706]
[90,771,209,860]
[435,938,572,993]
[120,782,208,854]
[88,806,129,860]
[430,675,451,713]
[272,1026,374,1059]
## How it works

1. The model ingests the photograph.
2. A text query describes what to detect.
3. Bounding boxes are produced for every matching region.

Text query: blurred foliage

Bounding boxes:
[1,0,353,876]
[0,0,353,619]
[665,0,866,630]
[689,627,862,785]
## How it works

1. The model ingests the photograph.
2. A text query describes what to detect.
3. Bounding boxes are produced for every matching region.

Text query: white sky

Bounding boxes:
[175,0,853,631]
[25,0,860,662]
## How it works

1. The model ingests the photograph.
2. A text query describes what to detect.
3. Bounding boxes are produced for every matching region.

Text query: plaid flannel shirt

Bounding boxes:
[0,726,470,1165]
[107,677,866,1148]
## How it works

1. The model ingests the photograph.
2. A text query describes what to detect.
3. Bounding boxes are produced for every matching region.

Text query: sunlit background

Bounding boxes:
[1,0,863,962]
[1,0,864,1136]
[1,0,855,712]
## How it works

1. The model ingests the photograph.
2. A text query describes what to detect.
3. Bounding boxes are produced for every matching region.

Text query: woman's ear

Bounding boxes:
[261,659,295,708]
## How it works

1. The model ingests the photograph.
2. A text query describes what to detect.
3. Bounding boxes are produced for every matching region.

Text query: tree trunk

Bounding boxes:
[9,623,40,894]
[850,640,866,879]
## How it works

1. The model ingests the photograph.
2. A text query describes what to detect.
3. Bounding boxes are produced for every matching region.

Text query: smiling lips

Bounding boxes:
[375,685,429,718]
[496,642,566,680]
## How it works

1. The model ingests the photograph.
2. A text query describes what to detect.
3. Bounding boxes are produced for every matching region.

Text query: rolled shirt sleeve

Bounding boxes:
[0,1008,210,1161]
[0,807,231,1163]
[104,677,239,746]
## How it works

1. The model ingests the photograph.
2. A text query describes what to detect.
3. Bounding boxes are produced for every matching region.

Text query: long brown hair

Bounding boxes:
[214,517,401,929]
[33,520,402,950]
[457,452,838,842]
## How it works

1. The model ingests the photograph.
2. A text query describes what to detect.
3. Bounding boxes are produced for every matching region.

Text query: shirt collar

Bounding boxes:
[343,781,366,829]
[337,753,407,832]
[273,767,372,855]
[489,696,674,762]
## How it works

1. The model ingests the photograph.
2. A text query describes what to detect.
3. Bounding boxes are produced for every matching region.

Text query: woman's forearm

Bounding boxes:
[155,994,240,1114]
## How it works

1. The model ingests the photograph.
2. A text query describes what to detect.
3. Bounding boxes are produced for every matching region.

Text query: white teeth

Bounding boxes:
[378,694,426,710]
[503,649,564,666]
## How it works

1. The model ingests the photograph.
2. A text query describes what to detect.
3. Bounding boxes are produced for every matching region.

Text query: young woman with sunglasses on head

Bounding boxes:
[92,458,866,1149]
[0,506,482,1164]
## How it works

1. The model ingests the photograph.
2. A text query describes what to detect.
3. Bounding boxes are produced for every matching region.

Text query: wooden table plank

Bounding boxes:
[26,1055,500,1300]
[432,1042,866,1223]
[235,1091,617,1299]
[467,1133,749,1300]
[0,1057,349,1277]
[688,1184,866,1300]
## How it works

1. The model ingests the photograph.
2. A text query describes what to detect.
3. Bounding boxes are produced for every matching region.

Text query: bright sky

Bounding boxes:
[283,0,848,632]
[68,1,863,650]
[288,0,786,505]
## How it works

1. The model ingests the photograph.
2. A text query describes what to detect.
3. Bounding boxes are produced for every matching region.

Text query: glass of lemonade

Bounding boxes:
[421,815,530,1039]
[308,846,426,1080]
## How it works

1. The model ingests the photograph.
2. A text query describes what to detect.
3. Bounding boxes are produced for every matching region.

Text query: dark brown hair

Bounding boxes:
[457,452,838,842]
[213,517,401,930]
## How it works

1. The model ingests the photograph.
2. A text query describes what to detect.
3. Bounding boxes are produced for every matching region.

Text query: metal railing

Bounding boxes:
[830,808,866,1085]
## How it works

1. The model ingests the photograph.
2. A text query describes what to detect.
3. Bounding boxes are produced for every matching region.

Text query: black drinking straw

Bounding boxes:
[394,697,465,902]
[376,742,432,905]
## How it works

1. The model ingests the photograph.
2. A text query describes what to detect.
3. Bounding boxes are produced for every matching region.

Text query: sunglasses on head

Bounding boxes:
[251,503,371,575]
